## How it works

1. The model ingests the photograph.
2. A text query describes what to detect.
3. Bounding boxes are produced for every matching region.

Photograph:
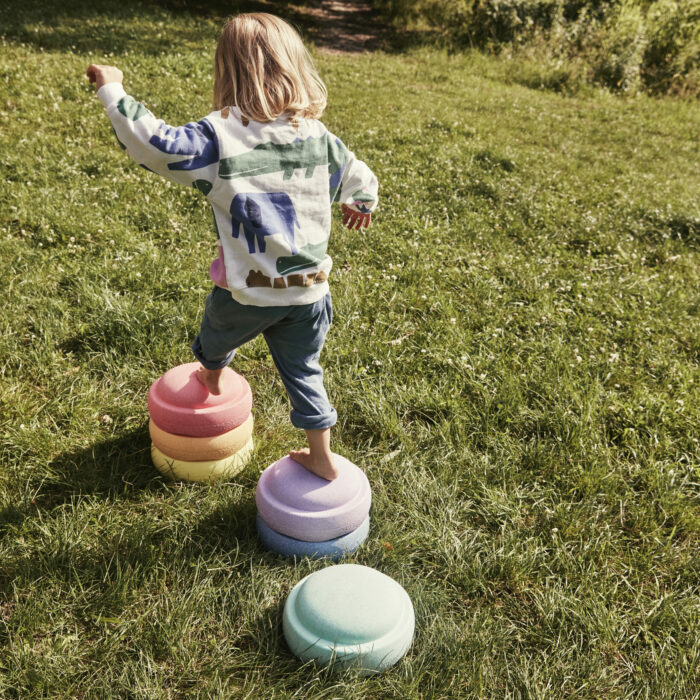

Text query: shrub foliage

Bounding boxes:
[373,0,700,94]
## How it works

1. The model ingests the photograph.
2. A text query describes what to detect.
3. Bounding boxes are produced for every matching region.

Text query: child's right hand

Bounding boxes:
[86,64,124,90]
[341,203,371,230]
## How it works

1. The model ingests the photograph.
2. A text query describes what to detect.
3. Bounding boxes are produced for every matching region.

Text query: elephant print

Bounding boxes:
[230,192,300,255]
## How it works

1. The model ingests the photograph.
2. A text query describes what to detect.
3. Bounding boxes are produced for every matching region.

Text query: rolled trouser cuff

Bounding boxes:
[191,335,234,371]
[290,407,337,431]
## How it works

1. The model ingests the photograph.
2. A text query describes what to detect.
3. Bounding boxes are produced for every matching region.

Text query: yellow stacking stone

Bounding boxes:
[149,414,254,462]
[151,437,254,482]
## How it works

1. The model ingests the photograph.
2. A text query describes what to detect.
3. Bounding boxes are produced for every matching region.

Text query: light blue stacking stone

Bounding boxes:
[257,514,370,560]
[283,564,414,673]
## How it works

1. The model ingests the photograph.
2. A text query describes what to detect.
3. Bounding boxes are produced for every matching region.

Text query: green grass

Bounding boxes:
[1,2,699,698]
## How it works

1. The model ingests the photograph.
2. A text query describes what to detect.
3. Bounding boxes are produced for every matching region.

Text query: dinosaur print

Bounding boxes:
[219,135,344,182]
[230,192,300,255]
[329,163,346,202]
[193,179,213,195]
[327,136,349,202]
[148,120,219,171]
[117,96,151,121]
[275,241,328,276]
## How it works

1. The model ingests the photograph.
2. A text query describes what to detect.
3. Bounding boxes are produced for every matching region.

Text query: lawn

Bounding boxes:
[1,1,698,698]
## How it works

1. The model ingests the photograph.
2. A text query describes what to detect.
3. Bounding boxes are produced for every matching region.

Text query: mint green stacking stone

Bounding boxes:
[283,564,415,673]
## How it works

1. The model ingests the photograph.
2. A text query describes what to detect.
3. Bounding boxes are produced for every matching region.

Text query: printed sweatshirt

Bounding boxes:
[97,83,378,306]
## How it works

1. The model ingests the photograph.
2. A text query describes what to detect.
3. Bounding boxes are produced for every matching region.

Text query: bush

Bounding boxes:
[459,0,561,45]
[372,0,700,95]
[373,0,616,44]
[587,1,648,92]
[643,0,700,94]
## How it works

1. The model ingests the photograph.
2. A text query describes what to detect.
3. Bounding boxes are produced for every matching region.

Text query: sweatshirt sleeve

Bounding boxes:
[97,83,219,194]
[327,132,378,214]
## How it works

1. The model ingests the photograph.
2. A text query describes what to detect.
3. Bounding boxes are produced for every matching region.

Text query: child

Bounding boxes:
[87,13,378,481]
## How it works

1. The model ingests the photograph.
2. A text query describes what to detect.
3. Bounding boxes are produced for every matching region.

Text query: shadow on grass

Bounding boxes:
[45,424,157,494]
[0,426,160,537]
[636,209,700,249]
[0,433,277,584]
[188,498,260,555]
[237,596,290,658]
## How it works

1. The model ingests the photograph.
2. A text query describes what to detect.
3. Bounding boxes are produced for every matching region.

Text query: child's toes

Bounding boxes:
[289,448,311,463]
[195,367,208,387]
[289,450,338,481]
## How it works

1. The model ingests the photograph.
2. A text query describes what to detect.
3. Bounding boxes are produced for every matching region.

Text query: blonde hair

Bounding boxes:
[213,13,327,123]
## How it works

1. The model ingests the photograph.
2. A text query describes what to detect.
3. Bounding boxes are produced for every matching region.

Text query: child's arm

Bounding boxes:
[86,64,218,191]
[328,133,378,230]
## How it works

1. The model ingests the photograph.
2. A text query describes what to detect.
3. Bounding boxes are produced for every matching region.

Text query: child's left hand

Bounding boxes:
[341,203,371,230]
[86,64,124,90]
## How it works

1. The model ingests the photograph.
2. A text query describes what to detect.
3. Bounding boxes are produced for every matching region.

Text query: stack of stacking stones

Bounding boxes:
[147,362,254,482]
[256,454,371,560]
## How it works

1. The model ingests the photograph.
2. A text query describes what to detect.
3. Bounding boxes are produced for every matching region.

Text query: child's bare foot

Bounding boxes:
[289,448,339,481]
[196,366,223,395]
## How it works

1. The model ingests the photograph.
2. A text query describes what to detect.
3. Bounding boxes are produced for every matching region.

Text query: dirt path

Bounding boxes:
[299,0,389,54]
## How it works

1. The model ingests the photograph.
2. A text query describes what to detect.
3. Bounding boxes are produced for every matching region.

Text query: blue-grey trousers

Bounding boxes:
[192,287,337,431]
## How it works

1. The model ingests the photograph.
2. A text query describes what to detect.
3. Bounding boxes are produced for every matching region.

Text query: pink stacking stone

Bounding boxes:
[256,454,371,542]
[148,362,252,438]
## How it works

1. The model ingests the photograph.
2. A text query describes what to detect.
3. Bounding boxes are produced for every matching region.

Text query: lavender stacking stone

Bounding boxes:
[256,455,371,542]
